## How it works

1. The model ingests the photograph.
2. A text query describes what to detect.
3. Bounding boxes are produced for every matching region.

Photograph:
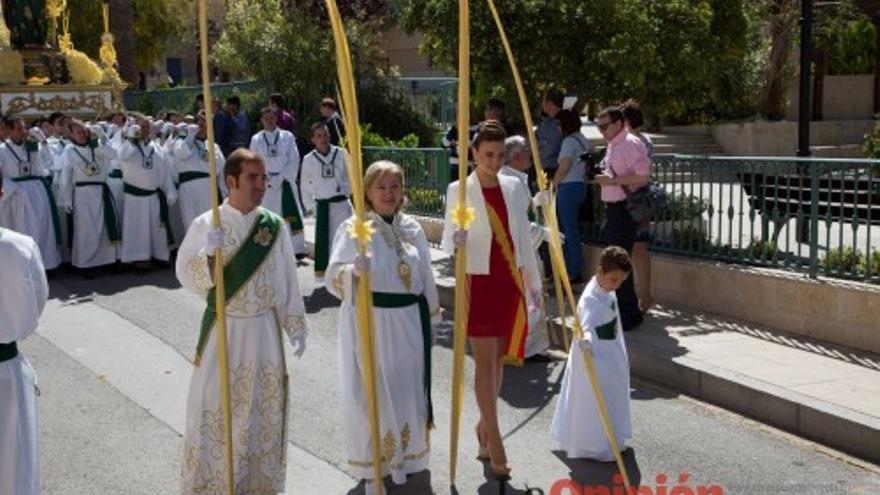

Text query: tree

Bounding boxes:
[66,0,184,77]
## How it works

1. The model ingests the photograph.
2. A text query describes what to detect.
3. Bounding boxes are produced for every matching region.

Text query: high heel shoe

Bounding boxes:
[475,424,490,460]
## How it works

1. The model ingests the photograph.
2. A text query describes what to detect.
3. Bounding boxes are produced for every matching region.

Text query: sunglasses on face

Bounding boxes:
[597,121,617,131]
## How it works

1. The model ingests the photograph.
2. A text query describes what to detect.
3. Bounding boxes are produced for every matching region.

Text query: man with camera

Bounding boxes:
[594,106,650,331]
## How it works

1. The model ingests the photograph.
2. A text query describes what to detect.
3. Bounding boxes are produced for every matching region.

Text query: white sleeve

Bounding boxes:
[440,182,457,255]
[325,217,358,302]
[300,156,317,212]
[215,145,227,197]
[275,223,308,341]
[174,215,214,295]
[283,134,300,183]
[56,148,74,209]
[515,180,541,293]
[414,225,441,323]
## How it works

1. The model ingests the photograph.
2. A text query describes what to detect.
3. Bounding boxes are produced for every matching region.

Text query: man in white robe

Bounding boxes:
[171,115,226,232]
[0,204,49,495]
[249,107,305,257]
[0,116,62,269]
[300,122,352,283]
[56,120,120,269]
[117,116,178,265]
[176,148,308,494]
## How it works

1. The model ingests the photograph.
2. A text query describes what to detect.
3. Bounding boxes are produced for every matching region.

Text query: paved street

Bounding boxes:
[26,261,880,494]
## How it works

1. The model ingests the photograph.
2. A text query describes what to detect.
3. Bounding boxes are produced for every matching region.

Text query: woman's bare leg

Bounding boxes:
[470,337,509,474]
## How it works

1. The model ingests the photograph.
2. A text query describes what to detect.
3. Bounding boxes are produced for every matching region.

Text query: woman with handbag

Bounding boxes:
[593,106,650,331]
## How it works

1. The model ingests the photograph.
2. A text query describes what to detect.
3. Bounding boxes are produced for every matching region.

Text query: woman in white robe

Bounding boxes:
[175,150,308,494]
[326,161,440,490]
[551,247,633,461]
[0,226,49,495]
[57,120,119,269]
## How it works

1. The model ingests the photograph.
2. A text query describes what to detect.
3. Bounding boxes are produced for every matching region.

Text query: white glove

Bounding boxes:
[187,124,199,138]
[162,123,174,138]
[127,125,141,139]
[452,229,468,248]
[28,127,46,142]
[353,253,371,275]
[532,190,551,208]
[166,193,177,206]
[578,338,593,354]
[89,124,105,141]
[205,226,225,253]
[107,123,119,136]
[289,331,307,358]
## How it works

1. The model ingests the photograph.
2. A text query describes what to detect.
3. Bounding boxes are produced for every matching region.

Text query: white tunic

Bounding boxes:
[117,139,178,262]
[249,128,305,254]
[176,203,308,495]
[57,142,119,268]
[170,137,226,232]
[326,212,440,484]
[0,228,48,495]
[0,139,61,269]
[551,277,632,461]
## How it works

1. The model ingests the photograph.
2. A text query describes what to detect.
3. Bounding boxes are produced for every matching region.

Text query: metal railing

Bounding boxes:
[360,148,880,284]
[124,81,270,115]
[362,146,450,218]
[584,154,880,284]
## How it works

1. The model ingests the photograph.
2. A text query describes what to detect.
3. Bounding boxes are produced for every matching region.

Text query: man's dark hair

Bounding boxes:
[598,246,632,274]
[321,97,337,110]
[597,106,624,124]
[485,98,506,115]
[543,88,564,109]
[226,95,241,107]
[310,121,328,135]
[48,112,65,125]
[163,110,180,121]
[2,115,19,129]
[620,99,644,129]
[269,93,285,108]
[224,148,264,181]
[195,94,204,103]
[557,109,581,136]
[472,119,507,150]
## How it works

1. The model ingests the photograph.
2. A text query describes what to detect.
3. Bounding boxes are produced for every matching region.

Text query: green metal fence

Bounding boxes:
[583,154,880,284]
[362,146,451,218]
[124,81,270,116]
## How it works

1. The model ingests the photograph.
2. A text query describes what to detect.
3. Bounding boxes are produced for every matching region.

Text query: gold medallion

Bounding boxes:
[398,260,412,291]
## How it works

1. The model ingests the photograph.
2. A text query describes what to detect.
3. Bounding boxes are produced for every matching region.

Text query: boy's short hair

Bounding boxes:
[310,121,328,135]
[598,246,632,274]
[321,98,337,110]
[472,119,507,150]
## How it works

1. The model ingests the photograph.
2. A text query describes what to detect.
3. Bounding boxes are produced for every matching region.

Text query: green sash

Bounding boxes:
[108,169,123,179]
[372,291,434,429]
[314,194,347,274]
[194,209,282,365]
[75,181,122,242]
[281,180,304,233]
[178,170,223,202]
[12,176,62,244]
[123,183,174,246]
[595,318,617,340]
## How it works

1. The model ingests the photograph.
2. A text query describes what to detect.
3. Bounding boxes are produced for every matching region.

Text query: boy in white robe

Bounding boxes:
[0,208,49,495]
[551,245,633,462]
[0,116,62,269]
[300,121,352,282]
[117,116,178,265]
[171,115,226,232]
[249,107,305,256]
[176,149,308,494]
[57,120,120,269]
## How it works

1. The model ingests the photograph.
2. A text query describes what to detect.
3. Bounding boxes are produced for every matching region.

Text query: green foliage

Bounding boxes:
[747,239,779,260]
[67,0,184,71]
[404,187,444,217]
[361,124,419,148]
[861,120,880,159]
[861,250,880,276]
[822,246,862,272]
[213,0,433,145]
[659,193,709,221]
[816,0,877,75]
[671,226,711,250]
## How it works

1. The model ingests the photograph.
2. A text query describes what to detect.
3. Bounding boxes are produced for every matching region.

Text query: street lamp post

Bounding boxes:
[798,0,814,157]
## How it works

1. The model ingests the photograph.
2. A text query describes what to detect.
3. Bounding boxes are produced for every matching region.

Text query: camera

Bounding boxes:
[581,146,606,182]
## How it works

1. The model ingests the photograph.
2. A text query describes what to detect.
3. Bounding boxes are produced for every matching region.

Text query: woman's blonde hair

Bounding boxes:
[363,160,406,214]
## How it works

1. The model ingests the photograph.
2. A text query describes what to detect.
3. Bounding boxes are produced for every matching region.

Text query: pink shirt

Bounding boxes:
[600,128,651,202]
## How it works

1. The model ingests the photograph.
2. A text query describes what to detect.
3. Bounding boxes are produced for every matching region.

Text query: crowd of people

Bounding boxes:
[1,90,656,493]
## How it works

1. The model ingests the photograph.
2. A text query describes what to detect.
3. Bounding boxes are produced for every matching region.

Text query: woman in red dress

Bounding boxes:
[443,121,543,480]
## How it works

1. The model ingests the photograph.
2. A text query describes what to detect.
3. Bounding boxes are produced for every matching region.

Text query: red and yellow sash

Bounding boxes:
[484,201,528,366]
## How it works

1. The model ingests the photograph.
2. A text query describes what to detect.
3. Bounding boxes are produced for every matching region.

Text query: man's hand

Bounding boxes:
[205,226,224,253]
[452,229,468,248]
[289,331,307,358]
[28,127,46,142]
[578,337,593,354]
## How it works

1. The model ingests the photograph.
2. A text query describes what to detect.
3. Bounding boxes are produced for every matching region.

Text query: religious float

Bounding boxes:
[0,0,124,120]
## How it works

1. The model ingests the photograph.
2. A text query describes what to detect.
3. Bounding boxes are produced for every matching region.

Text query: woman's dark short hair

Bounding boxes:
[620,99,644,129]
[472,120,507,149]
[557,109,581,136]
[269,93,285,108]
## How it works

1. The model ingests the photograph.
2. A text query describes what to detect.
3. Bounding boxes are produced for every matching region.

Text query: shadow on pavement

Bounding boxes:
[345,470,434,494]
[49,261,180,300]
[305,286,343,313]
[551,448,642,494]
